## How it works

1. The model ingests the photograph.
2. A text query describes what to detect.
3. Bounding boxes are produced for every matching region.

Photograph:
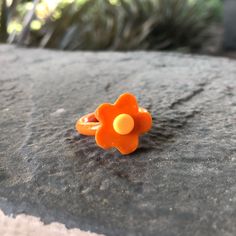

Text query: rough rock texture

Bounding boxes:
[0,45,236,236]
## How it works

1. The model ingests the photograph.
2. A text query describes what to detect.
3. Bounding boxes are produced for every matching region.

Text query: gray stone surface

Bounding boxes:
[224,0,236,50]
[0,44,236,236]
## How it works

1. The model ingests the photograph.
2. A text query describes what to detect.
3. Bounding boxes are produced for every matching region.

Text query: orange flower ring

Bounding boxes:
[76,93,152,155]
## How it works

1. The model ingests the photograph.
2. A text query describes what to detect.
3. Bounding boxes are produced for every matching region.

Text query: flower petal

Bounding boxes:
[95,125,115,149]
[134,111,152,134]
[115,93,139,116]
[115,133,139,155]
[95,103,119,125]
[96,126,139,155]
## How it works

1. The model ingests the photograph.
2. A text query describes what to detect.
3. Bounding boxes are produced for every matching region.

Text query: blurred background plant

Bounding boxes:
[0,0,223,51]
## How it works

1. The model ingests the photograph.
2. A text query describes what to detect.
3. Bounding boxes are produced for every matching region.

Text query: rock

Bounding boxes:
[223,0,236,50]
[0,45,236,236]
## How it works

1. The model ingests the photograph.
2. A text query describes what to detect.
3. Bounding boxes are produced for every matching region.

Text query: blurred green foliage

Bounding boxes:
[0,0,7,42]
[0,0,223,50]
[205,0,222,21]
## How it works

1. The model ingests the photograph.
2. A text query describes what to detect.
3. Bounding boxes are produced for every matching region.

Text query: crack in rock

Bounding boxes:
[169,87,204,109]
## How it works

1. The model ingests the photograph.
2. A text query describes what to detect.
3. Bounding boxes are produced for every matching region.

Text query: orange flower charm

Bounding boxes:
[75,93,152,155]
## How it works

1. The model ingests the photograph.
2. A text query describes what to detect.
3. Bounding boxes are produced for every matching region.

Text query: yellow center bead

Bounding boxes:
[113,114,134,135]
